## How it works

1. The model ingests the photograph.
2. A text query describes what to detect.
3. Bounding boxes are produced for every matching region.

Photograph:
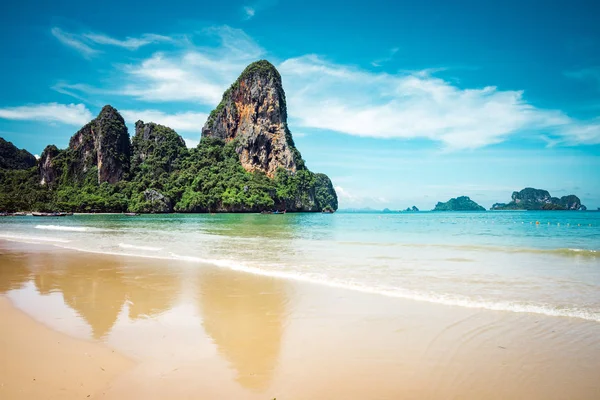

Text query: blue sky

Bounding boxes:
[1,0,599,209]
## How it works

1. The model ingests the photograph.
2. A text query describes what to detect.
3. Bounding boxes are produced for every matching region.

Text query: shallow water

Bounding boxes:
[1,244,599,400]
[1,211,599,321]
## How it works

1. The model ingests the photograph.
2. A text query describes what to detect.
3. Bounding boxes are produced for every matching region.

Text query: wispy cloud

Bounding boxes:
[242,0,278,19]
[52,27,175,57]
[120,109,208,133]
[0,103,92,125]
[564,67,600,89]
[243,6,256,19]
[52,26,600,149]
[371,47,399,67]
[51,27,99,58]
[60,26,262,104]
[279,55,600,148]
[83,33,174,50]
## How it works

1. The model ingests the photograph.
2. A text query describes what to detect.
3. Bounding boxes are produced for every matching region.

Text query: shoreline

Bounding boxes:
[1,240,600,399]
[0,237,598,322]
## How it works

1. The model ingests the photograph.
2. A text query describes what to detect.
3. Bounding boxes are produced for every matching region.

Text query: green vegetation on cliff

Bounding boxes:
[433,196,485,211]
[0,138,36,170]
[0,61,337,213]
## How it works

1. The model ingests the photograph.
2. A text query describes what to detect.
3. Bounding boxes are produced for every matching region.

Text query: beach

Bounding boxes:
[1,239,599,399]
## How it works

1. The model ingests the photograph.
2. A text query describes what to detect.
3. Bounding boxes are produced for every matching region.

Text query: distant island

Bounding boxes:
[491,188,586,211]
[0,61,338,214]
[433,196,485,211]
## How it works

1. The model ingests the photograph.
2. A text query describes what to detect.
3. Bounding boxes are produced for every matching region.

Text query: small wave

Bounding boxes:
[119,243,162,251]
[35,225,89,232]
[0,234,71,243]
[2,236,598,323]
[337,241,599,257]
[35,225,115,233]
[165,253,600,323]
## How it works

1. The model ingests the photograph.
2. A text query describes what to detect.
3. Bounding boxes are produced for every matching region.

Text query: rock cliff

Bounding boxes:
[201,60,303,178]
[491,188,585,210]
[132,121,187,174]
[38,145,61,186]
[0,138,36,170]
[433,196,485,211]
[2,63,337,213]
[40,106,130,186]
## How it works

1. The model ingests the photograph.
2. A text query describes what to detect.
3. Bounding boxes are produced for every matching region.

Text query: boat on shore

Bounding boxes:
[32,212,70,217]
[124,212,140,216]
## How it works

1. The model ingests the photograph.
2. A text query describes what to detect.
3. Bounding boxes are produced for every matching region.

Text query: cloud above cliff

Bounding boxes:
[120,109,207,132]
[0,103,93,125]
[52,26,600,149]
[279,55,600,149]
[51,27,174,57]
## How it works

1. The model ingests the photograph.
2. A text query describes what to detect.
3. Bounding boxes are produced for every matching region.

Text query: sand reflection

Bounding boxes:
[26,251,181,339]
[0,252,32,294]
[197,268,288,391]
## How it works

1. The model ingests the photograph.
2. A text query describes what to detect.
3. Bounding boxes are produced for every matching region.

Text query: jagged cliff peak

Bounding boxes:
[40,105,130,186]
[201,59,303,178]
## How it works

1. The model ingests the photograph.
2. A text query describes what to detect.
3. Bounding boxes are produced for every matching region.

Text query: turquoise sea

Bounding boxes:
[1,211,599,322]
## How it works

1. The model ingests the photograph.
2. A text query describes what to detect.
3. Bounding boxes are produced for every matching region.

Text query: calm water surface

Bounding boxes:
[1,211,599,321]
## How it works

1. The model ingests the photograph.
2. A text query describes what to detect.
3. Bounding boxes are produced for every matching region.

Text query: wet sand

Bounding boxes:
[1,239,600,399]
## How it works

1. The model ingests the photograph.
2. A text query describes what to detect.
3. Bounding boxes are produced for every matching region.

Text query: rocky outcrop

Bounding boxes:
[491,188,585,210]
[403,206,419,212]
[132,121,187,173]
[142,189,172,213]
[433,196,485,211]
[38,145,62,186]
[71,105,130,184]
[0,138,36,170]
[202,60,303,178]
[39,105,130,186]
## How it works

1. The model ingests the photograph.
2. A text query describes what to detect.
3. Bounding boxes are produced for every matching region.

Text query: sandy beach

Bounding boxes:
[1,239,599,399]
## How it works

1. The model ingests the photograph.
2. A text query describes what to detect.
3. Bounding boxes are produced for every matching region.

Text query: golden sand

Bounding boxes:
[1,240,600,399]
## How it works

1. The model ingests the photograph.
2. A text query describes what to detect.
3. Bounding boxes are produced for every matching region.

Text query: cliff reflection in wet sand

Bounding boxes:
[0,251,32,294]
[29,250,181,339]
[197,267,288,391]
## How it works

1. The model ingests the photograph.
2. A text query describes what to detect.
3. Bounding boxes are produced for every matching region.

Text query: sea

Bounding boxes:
[1,211,599,322]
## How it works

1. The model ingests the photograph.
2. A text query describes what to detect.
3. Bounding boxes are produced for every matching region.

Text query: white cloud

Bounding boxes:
[120,109,208,133]
[182,137,200,148]
[82,33,173,50]
[371,47,399,67]
[51,28,99,58]
[61,26,263,105]
[0,103,93,126]
[52,26,600,149]
[52,27,175,57]
[244,7,256,19]
[242,0,277,19]
[278,55,600,148]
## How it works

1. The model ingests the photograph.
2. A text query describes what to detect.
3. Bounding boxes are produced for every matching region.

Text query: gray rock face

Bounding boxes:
[511,188,552,204]
[67,105,131,184]
[201,60,303,178]
[143,189,172,213]
[39,145,61,186]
